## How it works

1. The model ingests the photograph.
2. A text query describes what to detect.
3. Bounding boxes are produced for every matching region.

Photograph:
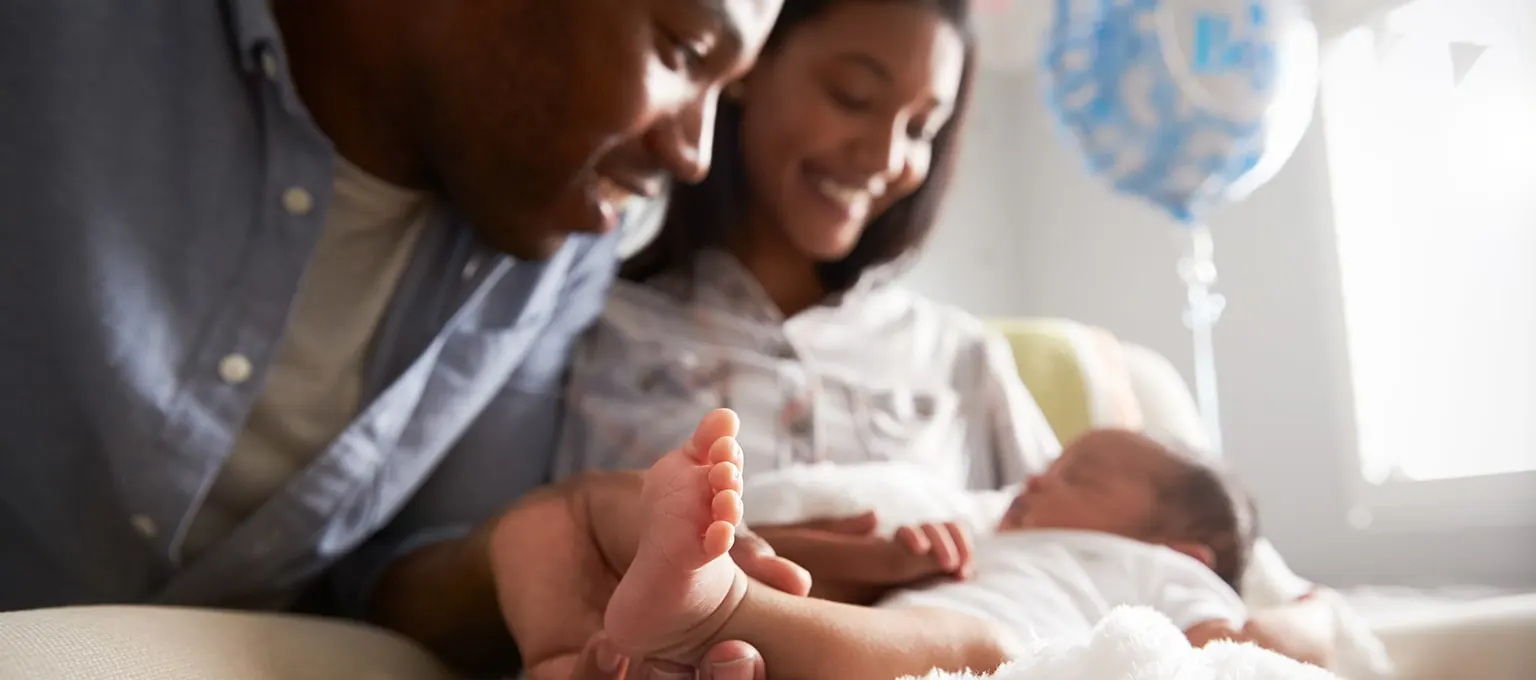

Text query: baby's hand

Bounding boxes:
[1184,619,1252,649]
[893,522,975,580]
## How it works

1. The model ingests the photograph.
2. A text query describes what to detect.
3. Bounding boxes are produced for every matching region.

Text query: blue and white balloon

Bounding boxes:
[1042,0,1320,224]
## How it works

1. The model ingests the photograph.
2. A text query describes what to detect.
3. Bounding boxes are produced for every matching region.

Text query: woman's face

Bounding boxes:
[736,1,966,261]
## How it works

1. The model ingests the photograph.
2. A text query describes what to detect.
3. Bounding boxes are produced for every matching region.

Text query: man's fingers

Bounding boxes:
[699,641,766,680]
[732,530,811,596]
[564,634,628,680]
[630,658,697,679]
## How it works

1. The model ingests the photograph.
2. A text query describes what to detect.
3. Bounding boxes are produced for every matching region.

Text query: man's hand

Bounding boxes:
[565,634,768,680]
[751,512,973,605]
[493,472,809,679]
[729,524,812,597]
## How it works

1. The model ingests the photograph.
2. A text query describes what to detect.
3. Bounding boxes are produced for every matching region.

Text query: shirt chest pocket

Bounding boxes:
[564,339,731,472]
[624,344,732,405]
[851,385,961,464]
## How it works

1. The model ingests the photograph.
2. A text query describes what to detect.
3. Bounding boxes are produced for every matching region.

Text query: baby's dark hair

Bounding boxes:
[1149,439,1260,593]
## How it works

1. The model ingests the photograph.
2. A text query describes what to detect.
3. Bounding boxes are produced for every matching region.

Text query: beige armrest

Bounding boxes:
[1372,594,1536,680]
[0,605,456,680]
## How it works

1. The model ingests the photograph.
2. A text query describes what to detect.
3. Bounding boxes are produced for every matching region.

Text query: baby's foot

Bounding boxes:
[604,409,749,663]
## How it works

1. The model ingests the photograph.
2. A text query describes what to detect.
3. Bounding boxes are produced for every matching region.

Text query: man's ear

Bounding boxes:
[724,79,746,101]
[1166,541,1216,570]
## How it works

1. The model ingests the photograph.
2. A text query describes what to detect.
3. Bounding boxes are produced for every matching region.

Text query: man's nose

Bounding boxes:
[648,88,719,185]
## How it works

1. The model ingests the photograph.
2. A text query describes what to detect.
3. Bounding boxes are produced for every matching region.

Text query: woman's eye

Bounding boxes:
[830,88,873,112]
[907,121,937,141]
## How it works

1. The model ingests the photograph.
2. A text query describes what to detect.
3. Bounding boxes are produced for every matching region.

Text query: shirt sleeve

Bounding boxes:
[979,329,1063,488]
[315,229,621,620]
[1140,549,1248,631]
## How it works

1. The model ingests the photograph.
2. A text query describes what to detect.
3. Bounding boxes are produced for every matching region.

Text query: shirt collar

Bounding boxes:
[223,0,284,75]
[650,249,895,324]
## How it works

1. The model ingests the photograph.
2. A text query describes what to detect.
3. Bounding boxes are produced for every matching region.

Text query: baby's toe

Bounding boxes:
[711,488,742,526]
[702,520,736,559]
[708,460,742,494]
[707,436,742,466]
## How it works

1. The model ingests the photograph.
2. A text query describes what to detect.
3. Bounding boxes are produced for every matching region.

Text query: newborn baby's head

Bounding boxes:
[998,429,1258,589]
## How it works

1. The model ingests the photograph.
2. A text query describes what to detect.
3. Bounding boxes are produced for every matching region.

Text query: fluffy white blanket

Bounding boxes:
[901,607,1340,680]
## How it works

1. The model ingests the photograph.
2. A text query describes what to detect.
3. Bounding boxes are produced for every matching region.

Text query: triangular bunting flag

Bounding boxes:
[1369,15,1404,61]
[1449,41,1490,86]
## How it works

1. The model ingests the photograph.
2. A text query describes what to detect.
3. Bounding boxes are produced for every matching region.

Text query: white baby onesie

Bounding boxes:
[878,529,1246,644]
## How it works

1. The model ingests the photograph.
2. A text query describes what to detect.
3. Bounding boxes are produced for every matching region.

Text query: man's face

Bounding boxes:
[405,0,782,260]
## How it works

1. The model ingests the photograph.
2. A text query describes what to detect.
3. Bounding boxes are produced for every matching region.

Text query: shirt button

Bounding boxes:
[461,257,481,281]
[281,187,314,216]
[129,515,158,539]
[218,353,253,385]
[259,49,280,80]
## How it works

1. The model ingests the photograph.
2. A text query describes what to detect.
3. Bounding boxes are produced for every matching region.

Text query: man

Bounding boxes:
[0,0,791,677]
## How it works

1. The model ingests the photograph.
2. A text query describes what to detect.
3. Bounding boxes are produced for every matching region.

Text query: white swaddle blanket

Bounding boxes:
[742,461,1395,680]
[879,530,1246,646]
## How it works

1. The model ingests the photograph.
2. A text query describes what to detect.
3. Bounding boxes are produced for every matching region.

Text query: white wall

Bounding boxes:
[906,70,1536,590]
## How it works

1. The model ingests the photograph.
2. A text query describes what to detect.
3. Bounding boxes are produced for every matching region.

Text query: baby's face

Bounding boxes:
[998,429,1177,537]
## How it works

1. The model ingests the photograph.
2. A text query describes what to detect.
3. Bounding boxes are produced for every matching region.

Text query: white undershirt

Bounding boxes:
[182,157,431,559]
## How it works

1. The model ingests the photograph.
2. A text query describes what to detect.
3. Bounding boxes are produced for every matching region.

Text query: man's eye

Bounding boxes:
[663,32,711,72]
[679,40,708,69]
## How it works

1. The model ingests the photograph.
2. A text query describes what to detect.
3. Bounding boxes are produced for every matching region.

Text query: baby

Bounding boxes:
[881,426,1260,649]
[600,411,1263,679]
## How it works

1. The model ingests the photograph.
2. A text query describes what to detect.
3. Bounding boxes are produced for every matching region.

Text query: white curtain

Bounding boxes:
[1320,0,1536,482]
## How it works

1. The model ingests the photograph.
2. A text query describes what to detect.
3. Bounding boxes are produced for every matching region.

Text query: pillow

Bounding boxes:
[985,318,1146,444]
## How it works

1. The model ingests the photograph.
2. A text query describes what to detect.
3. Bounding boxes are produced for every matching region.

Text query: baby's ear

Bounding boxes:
[1166,541,1215,570]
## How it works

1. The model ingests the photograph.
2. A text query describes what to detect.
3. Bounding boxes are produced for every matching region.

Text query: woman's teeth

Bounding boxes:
[818,179,873,208]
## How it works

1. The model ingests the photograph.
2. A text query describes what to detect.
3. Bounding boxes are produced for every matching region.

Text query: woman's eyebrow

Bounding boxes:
[833,52,893,82]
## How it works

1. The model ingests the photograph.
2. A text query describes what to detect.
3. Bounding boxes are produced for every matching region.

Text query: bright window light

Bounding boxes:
[1321,0,1536,483]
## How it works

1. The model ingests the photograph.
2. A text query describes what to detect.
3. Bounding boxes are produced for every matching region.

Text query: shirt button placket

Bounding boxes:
[222,184,313,387]
[129,515,158,539]
[218,353,253,385]
[281,187,314,216]
[259,48,281,81]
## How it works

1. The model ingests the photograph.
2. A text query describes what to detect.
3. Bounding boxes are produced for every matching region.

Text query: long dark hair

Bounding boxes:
[621,0,977,295]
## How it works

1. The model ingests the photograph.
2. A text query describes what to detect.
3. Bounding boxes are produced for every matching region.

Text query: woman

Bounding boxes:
[556,3,1340,668]
[555,0,1058,599]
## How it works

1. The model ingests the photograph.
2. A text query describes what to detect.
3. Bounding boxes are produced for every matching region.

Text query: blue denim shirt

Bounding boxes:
[0,0,617,611]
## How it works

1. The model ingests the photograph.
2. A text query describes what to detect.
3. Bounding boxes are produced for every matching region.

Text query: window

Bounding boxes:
[1320,0,1536,527]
